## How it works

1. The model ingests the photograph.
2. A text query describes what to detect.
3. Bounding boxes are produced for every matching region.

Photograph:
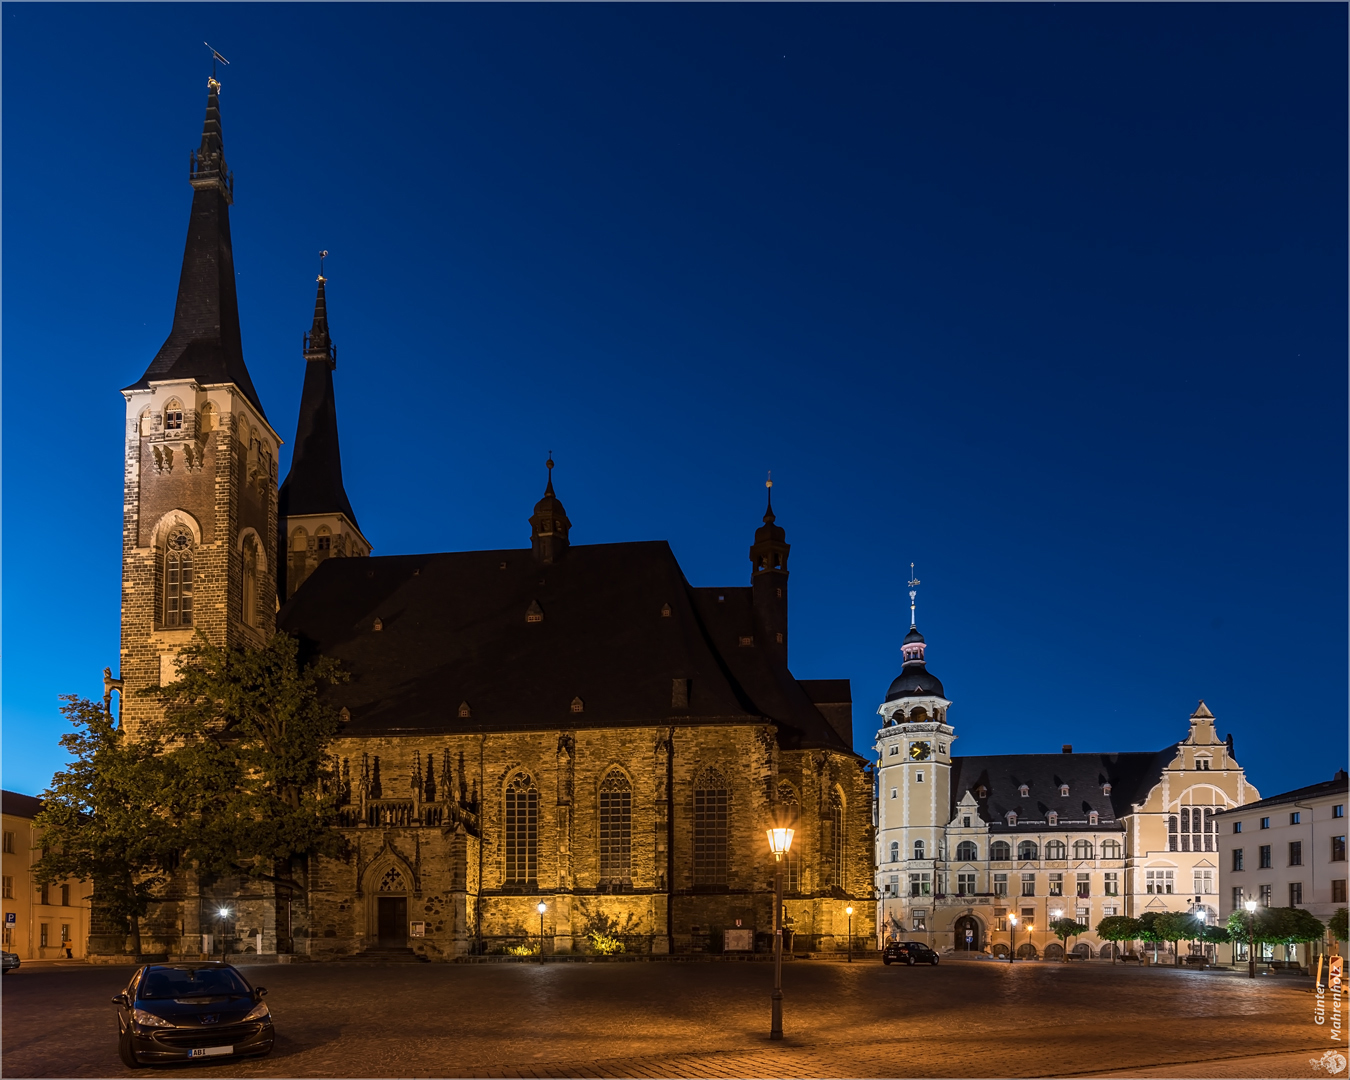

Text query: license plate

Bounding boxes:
[189,1046,232,1058]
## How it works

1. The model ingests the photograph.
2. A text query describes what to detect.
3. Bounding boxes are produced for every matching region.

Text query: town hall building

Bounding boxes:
[106,78,874,961]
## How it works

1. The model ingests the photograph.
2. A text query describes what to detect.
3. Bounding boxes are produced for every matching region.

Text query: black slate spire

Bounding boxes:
[124,79,265,417]
[279,274,359,527]
[529,456,572,564]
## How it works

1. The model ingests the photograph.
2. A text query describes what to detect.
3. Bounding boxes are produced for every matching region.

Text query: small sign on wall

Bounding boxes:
[5,912,15,925]
[410,921,426,938]
[724,928,753,952]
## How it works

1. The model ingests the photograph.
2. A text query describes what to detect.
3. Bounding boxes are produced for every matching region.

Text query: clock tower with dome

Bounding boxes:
[874,573,955,939]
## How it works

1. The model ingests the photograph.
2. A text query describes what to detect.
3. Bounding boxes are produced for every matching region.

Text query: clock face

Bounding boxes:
[909,741,932,761]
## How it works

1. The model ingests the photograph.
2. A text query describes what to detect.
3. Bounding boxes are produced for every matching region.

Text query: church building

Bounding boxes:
[873,585,1260,960]
[108,79,874,960]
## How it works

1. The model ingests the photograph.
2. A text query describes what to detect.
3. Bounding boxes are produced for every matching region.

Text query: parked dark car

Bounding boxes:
[1,951,19,974]
[883,940,940,966]
[112,962,273,1067]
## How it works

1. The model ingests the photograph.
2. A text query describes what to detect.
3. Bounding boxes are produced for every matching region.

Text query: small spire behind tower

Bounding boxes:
[908,563,921,628]
[304,252,335,367]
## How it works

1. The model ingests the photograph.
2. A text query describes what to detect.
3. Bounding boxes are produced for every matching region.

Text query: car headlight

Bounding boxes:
[132,1008,175,1029]
[242,1001,270,1022]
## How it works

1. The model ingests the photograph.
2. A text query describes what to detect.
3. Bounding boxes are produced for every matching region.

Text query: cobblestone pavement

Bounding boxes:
[0,959,1334,1078]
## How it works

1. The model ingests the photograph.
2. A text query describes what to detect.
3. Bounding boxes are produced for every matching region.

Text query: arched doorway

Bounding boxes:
[370,864,410,947]
[953,915,982,952]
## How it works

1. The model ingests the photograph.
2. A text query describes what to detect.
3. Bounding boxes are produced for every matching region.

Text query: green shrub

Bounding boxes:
[588,929,625,956]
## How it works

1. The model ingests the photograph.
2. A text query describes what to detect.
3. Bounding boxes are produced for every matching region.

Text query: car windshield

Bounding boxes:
[138,967,250,1000]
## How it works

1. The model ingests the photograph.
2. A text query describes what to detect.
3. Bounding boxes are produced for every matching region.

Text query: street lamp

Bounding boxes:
[765,808,795,1041]
[537,901,547,964]
[216,907,231,961]
[1051,909,1062,962]
[1009,915,1017,962]
[845,906,854,963]
[1245,899,1257,979]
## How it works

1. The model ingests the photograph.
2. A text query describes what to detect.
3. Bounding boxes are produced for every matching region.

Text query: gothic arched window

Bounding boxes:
[830,793,845,889]
[1074,840,1094,860]
[692,767,729,887]
[991,840,1011,861]
[956,840,979,862]
[504,773,538,885]
[163,527,194,627]
[599,770,632,885]
[163,399,184,431]
[1045,839,1066,860]
[913,839,926,860]
[1167,814,1179,852]
[777,781,801,893]
[1018,840,1038,861]
[241,534,259,628]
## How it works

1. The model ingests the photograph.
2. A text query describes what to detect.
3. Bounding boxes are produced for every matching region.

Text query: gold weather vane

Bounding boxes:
[318,250,329,283]
[908,562,920,627]
[204,42,230,92]
[766,470,772,490]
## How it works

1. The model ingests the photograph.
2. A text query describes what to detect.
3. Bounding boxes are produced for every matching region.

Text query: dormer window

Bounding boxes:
[1102,783,1112,795]
[458,701,471,718]
[1059,784,1069,798]
[976,785,988,798]
[1006,811,1017,826]
[1047,811,1058,826]
[1019,784,1029,798]
[1089,811,1099,825]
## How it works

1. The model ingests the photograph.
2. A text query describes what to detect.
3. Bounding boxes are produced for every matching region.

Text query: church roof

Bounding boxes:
[949,747,1179,831]
[278,540,853,751]
[124,83,265,418]
[279,277,359,528]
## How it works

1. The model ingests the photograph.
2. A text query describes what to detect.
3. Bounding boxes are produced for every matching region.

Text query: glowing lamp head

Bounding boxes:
[845,905,854,916]
[766,827,795,858]
[217,908,230,918]
[536,901,547,915]
[1052,909,1062,919]
[1244,899,1257,913]
[1009,916,1017,926]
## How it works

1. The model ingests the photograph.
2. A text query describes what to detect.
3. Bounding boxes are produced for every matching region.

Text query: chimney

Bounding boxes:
[1061,744,1073,754]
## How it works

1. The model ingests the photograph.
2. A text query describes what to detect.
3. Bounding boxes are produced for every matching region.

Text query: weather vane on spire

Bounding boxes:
[204,42,230,92]
[318,250,329,283]
[908,562,920,627]
[766,470,773,490]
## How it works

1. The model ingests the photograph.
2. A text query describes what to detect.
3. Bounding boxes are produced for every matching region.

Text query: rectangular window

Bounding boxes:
[598,779,632,884]
[1232,886,1244,909]
[1260,817,1270,829]
[1289,841,1302,867]
[908,873,931,897]
[316,535,332,551]
[1333,879,1347,903]
[1103,905,1118,917]
[693,782,729,887]
[1076,873,1090,898]
[38,883,49,905]
[1193,870,1213,895]
[912,910,927,931]
[1145,869,1175,895]
[1076,906,1089,924]
[1020,907,1035,924]
[1,831,13,854]
[993,873,1008,896]
[1104,872,1118,896]
[957,872,976,896]
[994,909,1008,931]
[1259,845,1272,869]
[1233,821,1242,833]
[1291,812,1301,825]
[1233,848,1244,871]
[1021,873,1036,897]
[886,875,899,897]
[1335,805,1345,819]
[1332,836,1346,862]
[39,924,49,948]
[1048,873,1063,897]
[0,876,12,899]
[1289,882,1303,906]
[60,923,70,943]
[916,771,924,783]
[1258,884,1272,907]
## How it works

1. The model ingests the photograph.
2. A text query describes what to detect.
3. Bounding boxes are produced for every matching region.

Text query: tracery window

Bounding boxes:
[693,767,728,886]
[377,866,406,893]
[504,773,538,885]
[776,782,801,892]
[1018,840,1038,861]
[599,770,632,884]
[830,793,845,889]
[163,528,194,627]
[955,840,978,861]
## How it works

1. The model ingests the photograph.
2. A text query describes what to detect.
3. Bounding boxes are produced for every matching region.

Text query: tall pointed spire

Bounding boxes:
[124,76,263,417]
[304,254,335,366]
[529,455,571,564]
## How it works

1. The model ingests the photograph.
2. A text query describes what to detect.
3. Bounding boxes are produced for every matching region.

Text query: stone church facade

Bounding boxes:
[873,620,1260,959]
[103,80,875,961]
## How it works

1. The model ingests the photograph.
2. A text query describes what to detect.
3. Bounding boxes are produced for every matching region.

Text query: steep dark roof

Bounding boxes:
[1213,770,1348,816]
[279,279,358,527]
[885,663,945,701]
[949,749,1178,832]
[277,541,853,753]
[123,84,265,418]
[2,790,43,820]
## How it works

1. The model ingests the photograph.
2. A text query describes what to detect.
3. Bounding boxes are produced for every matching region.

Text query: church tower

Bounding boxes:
[748,476,789,661]
[874,571,954,941]
[118,76,280,733]
[278,270,371,599]
[529,457,571,564]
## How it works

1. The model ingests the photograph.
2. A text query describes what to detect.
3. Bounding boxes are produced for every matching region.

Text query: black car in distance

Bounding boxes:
[113,962,273,1067]
[882,940,940,966]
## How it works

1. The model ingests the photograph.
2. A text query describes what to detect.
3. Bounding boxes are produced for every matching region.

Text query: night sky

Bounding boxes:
[4,5,1346,797]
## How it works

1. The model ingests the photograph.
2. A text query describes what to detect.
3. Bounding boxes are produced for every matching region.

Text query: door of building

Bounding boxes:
[377,897,407,947]
[953,915,981,951]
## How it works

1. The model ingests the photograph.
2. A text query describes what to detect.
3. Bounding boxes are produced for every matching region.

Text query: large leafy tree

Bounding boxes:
[1049,917,1088,960]
[32,697,178,956]
[1153,912,1205,966]
[146,632,348,882]
[1095,915,1141,964]
[1330,907,1348,944]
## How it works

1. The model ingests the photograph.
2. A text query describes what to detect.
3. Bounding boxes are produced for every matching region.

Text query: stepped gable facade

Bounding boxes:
[110,79,873,961]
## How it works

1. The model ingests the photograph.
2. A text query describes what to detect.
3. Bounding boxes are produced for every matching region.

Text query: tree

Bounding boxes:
[1049,917,1088,961]
[1200,925,1231,946]
[1095,915,1142,964]
[1137,911,1164,964]
[1330,908,1348,944]
[1260,906,1325,959]
[32,697,178,957]
[145,632,348,883]
[1153,912,1205,966]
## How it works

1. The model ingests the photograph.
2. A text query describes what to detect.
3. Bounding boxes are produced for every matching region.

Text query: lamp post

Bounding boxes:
[766,811,795,1041]
[537,901,547,964]
[1051,908,1062,962]
[216,907,231,961]
[845,906,854,963]
[1245,899,1257,979]
[1009,915,1017,962]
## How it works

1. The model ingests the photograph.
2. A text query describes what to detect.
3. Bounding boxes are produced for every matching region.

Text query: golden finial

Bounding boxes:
[204,42,230,91]
[318,250,329,283]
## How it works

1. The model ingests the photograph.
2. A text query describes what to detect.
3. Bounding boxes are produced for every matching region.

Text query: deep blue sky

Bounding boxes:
[4,4,1346,798]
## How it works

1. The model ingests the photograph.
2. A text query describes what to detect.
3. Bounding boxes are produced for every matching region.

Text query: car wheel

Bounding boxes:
[906,955,915,966]
[882,956,891,966]
[118,1026,140,1069]
[931,957,939,965]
